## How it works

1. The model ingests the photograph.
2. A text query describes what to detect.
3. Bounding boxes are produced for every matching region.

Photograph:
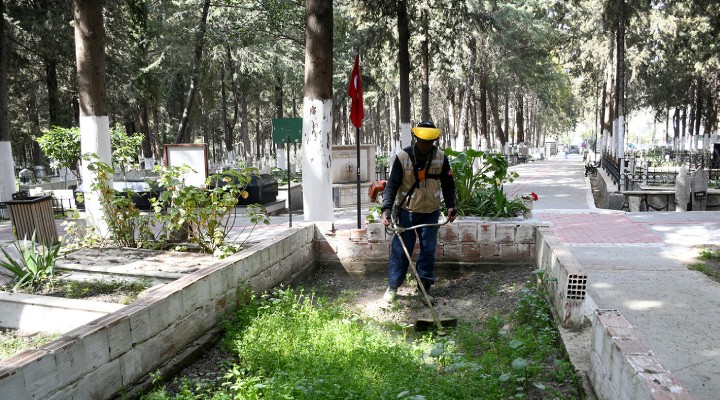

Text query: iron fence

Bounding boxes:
[602,150,719,190]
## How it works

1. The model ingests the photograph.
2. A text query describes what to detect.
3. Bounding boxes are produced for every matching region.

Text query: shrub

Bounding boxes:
[0,233,62,291]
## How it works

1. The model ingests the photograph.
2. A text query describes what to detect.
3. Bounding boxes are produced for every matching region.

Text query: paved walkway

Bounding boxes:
[507,153,720,400]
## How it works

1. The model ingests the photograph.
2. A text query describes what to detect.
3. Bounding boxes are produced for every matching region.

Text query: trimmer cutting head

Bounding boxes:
[415,317,458,334]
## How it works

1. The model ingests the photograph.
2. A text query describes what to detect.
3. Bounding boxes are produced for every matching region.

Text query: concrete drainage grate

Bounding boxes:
[565,274,587,301]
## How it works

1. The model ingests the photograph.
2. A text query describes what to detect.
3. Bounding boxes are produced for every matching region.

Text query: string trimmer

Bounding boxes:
[386,213,458,336]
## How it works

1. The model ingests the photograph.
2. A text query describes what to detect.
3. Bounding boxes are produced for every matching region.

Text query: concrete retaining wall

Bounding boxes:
[0,292,125,333]
[589,309,693,400]
[0,225,316,400]
[316,219,538,274]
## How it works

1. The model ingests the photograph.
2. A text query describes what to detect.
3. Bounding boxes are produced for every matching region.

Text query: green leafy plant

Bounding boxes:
[37,126,82,180]
[445,148,526,218]
[36,124,144,180]
[86,157,156,249]
[153,165,270,254]
[0,233,62,291]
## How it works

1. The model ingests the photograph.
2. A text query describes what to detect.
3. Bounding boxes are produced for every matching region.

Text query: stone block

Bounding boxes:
[438,225,459,243]
[106,316,132,360]
[20,350,57,399]
[442,243,462,261]
[71,358,122,400]
[477,223,496,244]
[495,224,517,244]
[499,244,519,261]
[54,339,87,387]
[456,223,477,242]
[128,305,153,346]
[118,346,143,387]
[0,369,28,400]
[367,223,386,242]
[515,224,535,243]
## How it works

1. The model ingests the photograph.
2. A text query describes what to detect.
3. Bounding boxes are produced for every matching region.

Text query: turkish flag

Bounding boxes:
[348,54,364,128]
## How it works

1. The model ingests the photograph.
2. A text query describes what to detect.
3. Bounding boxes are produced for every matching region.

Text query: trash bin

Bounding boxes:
[6,195,59,245]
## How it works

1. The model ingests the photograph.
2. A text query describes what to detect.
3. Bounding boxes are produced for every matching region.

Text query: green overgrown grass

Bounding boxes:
[0,329,60,360]
[688,248,720,282]
[142,287,580,399]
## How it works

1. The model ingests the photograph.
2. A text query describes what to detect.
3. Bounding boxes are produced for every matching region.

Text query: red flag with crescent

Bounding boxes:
[348,54,364,128]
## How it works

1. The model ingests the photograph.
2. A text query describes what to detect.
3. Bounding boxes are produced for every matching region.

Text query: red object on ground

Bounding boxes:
[368,180,386,202]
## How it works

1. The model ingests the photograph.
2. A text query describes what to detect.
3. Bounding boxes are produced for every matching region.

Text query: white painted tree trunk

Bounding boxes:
[400,122,412,150]
[0,141,15,202]
[226,149,235,165]
[79,115,112,236]
[301,98,334,222]
[277,146,287,170]
[143,157,154,170]
[617,115,625,159]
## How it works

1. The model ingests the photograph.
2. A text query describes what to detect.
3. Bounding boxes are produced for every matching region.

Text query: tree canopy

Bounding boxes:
[2,0,718,169]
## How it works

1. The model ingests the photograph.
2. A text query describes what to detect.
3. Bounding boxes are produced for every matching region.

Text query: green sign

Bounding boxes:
[272,118,302,144]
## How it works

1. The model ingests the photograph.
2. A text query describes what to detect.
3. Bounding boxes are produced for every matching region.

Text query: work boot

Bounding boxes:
[383,287,397,303]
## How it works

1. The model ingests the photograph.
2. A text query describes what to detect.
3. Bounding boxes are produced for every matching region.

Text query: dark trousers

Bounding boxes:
[387,208,440,289]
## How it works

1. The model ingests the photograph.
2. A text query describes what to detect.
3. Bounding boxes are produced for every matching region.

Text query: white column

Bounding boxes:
[0,141,15,202]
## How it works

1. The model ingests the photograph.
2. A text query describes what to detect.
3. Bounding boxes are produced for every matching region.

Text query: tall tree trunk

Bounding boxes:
[456,38,477,151]
[301,0,334,221]
[489,85,507,146]
[175,0,211,144]
[239,91,250,162]
[614,1,626,159]
[397,0,412,148]
[385,93,392,155]
[255,105,262,164]
[0,0,15,203]
[516,92,525,144]
[221,61,233,162]
[73,0,112,232]
[469,94,479,151]
[479,73,489,150]
[503,89,510,145]
[420,9,430,122]
[694,76,703,150]
[601,32,615,154]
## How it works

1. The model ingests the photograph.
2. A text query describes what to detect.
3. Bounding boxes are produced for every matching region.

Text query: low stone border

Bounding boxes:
[589,309,693,400]
[535,226,588,328]
[0,292,125,333]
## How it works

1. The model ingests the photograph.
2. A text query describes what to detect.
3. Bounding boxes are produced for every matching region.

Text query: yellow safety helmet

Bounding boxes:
[412,121,441,141]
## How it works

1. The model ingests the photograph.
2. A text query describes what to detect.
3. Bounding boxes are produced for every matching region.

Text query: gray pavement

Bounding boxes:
[507,153,720,400]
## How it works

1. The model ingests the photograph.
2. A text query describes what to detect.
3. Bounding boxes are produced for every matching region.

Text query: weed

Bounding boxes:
[0,233,62,291]
[142,287,581,399]
[0,329,60,360]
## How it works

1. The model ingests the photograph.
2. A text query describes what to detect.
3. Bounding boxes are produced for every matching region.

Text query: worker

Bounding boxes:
[381,121,457,304]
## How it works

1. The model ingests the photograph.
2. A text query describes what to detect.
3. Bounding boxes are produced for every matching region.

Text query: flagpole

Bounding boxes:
[356,125,361,229]
[355,48,361,230]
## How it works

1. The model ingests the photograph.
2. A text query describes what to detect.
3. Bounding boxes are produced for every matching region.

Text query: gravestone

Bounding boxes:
[690,169,709,211]
[675,166,690,211]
